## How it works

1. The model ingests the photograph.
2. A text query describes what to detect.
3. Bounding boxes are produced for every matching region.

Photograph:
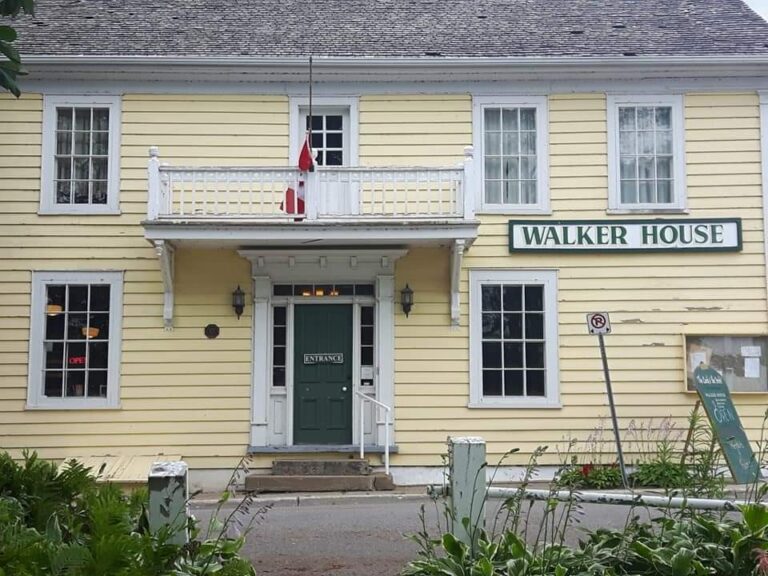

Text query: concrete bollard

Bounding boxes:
[447,437,487,546]
[148,461,189,545]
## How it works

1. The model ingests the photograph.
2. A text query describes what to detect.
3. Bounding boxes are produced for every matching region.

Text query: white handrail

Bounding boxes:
[354,390,391,475]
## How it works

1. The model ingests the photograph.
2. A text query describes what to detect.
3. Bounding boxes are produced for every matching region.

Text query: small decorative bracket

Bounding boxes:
[450,239,466,326]
[154,240,175,330]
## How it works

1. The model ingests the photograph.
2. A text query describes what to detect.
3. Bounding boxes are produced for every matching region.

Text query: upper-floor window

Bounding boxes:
[290,97,359,169]
[306,112,345,166]
[607,95,686,212]
[41,95,121,214]
[27,271,124,409]
[473,96,549,214]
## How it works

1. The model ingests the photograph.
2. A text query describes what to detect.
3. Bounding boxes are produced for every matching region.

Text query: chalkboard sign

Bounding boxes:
[693,366,760,484]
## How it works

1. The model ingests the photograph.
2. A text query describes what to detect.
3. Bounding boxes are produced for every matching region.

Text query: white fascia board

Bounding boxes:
[21,54,768,83]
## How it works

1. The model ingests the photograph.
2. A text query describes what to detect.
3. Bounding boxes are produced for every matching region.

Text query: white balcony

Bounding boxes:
[143,147,479,248]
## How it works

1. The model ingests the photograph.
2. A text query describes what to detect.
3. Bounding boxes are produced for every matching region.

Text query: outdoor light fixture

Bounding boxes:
[232,285,245,319]
[400,284,414,317]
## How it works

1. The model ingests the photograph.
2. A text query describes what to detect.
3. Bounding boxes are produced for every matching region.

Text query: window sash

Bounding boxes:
[482,106,538,206]
[617,105,675,205]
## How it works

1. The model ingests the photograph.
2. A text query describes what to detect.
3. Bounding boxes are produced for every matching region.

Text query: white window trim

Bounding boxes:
[27,271,124,410]
[607,94,687,213]
[469,269,560,408]
[288,96,359,167]
[40,94,122,215]
[472,95,550,215]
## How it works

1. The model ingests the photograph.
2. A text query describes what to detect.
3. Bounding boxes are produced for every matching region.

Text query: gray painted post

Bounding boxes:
[448,436,487,546]
[148,461,189,545]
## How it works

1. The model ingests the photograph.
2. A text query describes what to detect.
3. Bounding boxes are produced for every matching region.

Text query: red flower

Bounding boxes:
[581,464,594,477]
[755,548,768,576]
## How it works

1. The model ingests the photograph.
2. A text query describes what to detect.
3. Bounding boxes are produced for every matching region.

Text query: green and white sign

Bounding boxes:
[509,218,742,252]
[693,366,760,484]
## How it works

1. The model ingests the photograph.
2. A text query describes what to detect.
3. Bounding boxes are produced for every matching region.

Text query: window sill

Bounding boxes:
[468,400,562,409]
[38,207,121,216]
[606,208,689,216]
[477,208,552,216]
[26,402,121,411]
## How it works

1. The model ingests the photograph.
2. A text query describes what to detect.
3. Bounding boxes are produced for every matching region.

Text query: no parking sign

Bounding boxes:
[586,312,611,335]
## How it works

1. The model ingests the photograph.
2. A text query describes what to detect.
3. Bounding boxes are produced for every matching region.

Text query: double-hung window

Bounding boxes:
[27,271,124,409]
[41,95,121,214]
[469,270,559,408]
[608,95,686,211]
[473,96,549,213]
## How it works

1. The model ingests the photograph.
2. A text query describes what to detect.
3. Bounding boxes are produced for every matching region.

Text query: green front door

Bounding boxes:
[293,304,353,445]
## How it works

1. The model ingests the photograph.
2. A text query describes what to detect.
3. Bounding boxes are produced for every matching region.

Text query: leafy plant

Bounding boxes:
[0,450,257,576]
[557,461,623,489]
[0,0,34,97]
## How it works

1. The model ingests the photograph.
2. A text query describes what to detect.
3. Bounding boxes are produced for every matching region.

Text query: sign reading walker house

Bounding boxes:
[509,219,741,252]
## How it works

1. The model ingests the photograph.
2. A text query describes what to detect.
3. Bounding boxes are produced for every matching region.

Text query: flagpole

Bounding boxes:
[308,54,314,172]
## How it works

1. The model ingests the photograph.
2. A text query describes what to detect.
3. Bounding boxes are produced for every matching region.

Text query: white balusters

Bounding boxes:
[147,150,469,221]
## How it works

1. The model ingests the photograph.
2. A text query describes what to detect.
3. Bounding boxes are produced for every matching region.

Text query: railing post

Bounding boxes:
[305,170,319,220]
[148,461,189,545]
[360,395,365,460]
[448,436,486,547]
[462,146,475,220]
[147,146,161,220]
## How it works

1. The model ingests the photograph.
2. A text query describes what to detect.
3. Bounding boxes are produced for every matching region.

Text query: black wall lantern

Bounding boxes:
[232,285,245,319]
[400,284,414,317]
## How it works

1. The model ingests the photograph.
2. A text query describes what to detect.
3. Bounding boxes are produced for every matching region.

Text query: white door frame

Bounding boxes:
[239,249,404,449]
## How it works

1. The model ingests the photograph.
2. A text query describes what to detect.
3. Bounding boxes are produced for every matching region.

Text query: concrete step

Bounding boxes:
[245,473,394,493]
[271,459,371,476]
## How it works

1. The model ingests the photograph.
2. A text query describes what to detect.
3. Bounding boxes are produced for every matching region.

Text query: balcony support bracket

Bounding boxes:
[154,240,175,330]
[450,239,466,326]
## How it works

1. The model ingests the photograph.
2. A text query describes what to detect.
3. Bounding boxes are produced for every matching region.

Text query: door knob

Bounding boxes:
[342,386,348,392]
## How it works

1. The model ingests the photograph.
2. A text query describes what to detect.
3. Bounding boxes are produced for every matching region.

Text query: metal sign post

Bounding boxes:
[586,312,629,489]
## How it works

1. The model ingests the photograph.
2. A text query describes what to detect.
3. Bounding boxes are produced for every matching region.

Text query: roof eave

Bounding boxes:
[21,54,768,82]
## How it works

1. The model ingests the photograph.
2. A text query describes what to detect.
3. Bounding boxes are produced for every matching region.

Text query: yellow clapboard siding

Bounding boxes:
[2,90,767,472]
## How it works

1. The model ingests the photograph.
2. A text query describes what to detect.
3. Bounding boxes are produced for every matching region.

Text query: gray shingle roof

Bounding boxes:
[12,0,768,59]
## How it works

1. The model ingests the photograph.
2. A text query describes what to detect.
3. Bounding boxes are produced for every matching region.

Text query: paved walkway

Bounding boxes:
[190,491,657,576]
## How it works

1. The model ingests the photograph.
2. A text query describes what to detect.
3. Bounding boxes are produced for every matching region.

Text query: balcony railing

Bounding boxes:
[146,147,475,222]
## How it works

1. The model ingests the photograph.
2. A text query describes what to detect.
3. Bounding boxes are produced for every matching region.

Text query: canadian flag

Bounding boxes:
[282,133,315,215]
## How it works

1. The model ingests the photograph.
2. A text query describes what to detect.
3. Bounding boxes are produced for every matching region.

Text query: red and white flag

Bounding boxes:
[282,133,314,215]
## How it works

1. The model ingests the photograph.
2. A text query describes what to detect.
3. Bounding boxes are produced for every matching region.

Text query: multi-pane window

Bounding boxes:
[43,283,111,398]
[272,283,374,297]
[305,113,344,166]
[42,95,120,214]
[55,107,110,205]
[480,283,546,398]
[608,95,684,211]
[272,306,287,387]
[360,306,375,385]
[470,270,559,407]
[29,272,123,408]
[618,106,674,205]
[483,107,538,206]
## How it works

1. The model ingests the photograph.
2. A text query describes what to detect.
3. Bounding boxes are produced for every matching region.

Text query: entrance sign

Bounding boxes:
[303,353,344,365]
[586,312,611,335]
[509,218,742,252]
[693,366,760,484]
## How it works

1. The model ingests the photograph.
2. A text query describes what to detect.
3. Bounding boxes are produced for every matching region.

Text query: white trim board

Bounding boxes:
[24,77,768,97]
[27,270,124,410]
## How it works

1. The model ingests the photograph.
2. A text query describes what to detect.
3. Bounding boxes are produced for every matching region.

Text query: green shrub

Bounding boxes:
[630,460,690,489]
[557,463,624,490]
[0,451,256,576]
